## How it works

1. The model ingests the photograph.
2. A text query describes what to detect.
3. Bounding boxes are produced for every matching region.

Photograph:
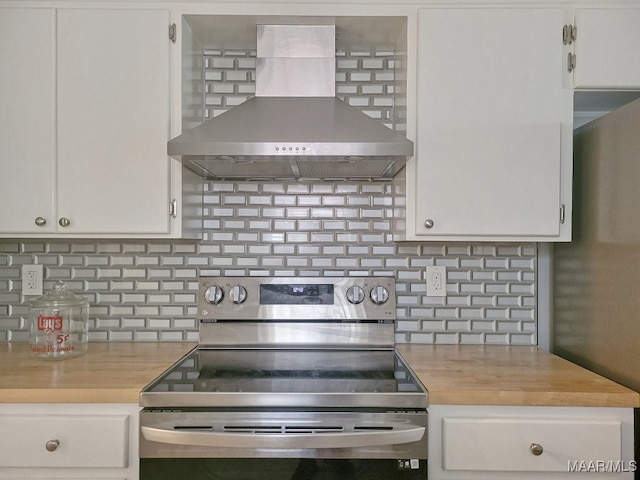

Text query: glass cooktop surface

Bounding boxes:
[141,348,428,409]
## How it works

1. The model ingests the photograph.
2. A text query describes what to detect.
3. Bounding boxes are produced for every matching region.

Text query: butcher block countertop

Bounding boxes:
[0,342,196,403]
[1,342,638,407]
[397,344,640,408]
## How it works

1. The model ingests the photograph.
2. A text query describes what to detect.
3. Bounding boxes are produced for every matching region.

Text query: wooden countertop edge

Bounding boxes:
[427,390,640,407]
[0,389,142,404]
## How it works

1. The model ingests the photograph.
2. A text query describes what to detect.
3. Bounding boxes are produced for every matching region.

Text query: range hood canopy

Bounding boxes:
[168,22,413,180]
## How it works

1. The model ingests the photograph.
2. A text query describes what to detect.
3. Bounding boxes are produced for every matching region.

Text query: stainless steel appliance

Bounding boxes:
[554,97,640,391]
[167,22,414,180]
[140,276,428,479]
[553,98,640,466]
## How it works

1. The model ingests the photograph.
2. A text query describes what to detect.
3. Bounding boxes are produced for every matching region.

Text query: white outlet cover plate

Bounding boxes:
[22,264,43,296]
[426,265,447,297]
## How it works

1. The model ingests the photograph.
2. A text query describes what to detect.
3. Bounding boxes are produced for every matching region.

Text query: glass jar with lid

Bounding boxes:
[28,280,89,360]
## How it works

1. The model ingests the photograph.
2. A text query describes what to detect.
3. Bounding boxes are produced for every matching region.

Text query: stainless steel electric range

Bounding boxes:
[140,276,428,480]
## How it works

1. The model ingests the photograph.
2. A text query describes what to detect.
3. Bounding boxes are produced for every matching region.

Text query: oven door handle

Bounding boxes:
[141,424,425,449]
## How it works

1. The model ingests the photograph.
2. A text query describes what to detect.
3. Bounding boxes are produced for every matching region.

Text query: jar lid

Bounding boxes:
[29,280,88,309]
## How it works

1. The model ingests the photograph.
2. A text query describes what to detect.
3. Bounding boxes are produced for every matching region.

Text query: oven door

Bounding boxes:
[140,409,427,480]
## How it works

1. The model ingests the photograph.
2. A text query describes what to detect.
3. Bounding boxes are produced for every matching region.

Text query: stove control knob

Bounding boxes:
[346,286,365,305]
[370,286,389,305]
[229,285,248,304]
[204,285,224,305]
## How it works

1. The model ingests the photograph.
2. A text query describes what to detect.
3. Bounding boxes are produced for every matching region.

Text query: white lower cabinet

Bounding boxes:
[430,405,636,479]
[0,403,138,479]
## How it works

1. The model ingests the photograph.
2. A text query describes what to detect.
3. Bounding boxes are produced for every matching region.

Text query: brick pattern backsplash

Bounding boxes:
[0,180,536,344]
[0,49,537,345]
[203,49,405,131]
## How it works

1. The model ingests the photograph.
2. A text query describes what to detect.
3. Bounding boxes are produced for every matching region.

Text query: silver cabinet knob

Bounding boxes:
[370,286,389,305]
[229,285,247,304]
[204,286,224,305]
[34,216,47,227]
[58,217,71,227]
[424,219,434,229]
[45,439,60,452]
[346,286,365,305]
[529,443,543,456]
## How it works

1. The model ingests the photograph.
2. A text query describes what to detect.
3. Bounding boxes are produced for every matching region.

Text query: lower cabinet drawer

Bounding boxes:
[442,417,622,472]
[0,414,129,468]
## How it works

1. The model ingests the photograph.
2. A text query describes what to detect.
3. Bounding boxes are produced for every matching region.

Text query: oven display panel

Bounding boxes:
[260,283,334,305]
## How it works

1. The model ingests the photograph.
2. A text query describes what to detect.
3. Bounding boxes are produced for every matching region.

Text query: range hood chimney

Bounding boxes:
[168,24,414,180]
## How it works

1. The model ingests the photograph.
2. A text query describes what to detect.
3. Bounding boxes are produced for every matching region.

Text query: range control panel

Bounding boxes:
[197,276,396,322]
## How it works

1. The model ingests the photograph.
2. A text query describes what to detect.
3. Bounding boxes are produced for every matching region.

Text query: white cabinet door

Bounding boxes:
[573,9,640,89]
[442,417,621,472]
[0,415,129,468]
[413,8,568,240]
[0,403,138,480]
[430,404,635,479]
[0,8,56,234]
[57,8,171,235]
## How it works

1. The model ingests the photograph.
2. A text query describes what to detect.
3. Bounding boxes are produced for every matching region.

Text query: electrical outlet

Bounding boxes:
[426,266,446,297]
[22,264,43,296]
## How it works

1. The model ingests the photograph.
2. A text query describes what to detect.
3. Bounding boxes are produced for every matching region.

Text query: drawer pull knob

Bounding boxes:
[45,439,60,452]
[529,442,543,456]
[34,216,47,227]
[424,219,435,229]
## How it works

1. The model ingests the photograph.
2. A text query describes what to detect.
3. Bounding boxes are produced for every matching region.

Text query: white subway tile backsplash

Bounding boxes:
[337,59,359,69]
[297,245,321,255]
[237,258,259,267]
[286,232,309,243]
[248,196,271,206]
[298,220,322,231]
[223,220,247,230]
[347,97,370,107]
[337,85,358,95]
[311,232,335,243]
[211,57,235,69]
[159,331,184,341]
[236,58,256,69]
[246,221,269,231]
[273,220,296,231]
[225,70,251,82]
[374,72,395,82]
[321,221,346,230]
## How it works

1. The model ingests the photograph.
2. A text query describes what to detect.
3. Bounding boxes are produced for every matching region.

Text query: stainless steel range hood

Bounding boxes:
[168,24,413,180]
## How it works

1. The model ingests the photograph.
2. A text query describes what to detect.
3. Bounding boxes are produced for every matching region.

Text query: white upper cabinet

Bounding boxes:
[0,7,200,238]
[0,8,56,234]
[571,8,640,89]
[395,7,572,242]
[56,8,172,235]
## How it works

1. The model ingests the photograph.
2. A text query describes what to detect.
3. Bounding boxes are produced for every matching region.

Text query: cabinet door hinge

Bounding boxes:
[562,24,576,45]
[169,199,178,218]
[560,204,566,224]
[169,23,177,44]
[567,53,576,73]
